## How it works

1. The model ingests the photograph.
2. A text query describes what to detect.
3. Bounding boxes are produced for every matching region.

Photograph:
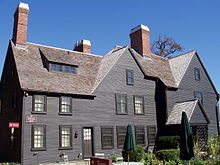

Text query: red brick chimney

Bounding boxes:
[74,40,91,54]
[12,2,29,45]
[130,24,151,57]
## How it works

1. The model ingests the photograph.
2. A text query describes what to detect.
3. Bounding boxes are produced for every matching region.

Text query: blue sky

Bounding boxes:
[0,0,219,93]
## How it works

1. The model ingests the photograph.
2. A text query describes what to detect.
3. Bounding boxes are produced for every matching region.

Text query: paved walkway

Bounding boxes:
[40,160,90,165]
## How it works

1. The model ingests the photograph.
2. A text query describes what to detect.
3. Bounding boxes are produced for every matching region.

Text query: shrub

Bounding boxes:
[155,149,179,162]
[144,152,159,165]
[111,152,117,162]
[122,145,144,162]
[207,136,220,160]
[156,136,180,150]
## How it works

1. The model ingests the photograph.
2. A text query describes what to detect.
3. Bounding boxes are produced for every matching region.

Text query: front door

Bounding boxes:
[83,127,93,158]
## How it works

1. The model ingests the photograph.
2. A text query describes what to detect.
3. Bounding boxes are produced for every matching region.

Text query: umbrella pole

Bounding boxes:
[128,151,129,164]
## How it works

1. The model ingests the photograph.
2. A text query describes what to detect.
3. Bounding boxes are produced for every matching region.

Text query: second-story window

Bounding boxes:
[126,69,134,85]
[59,97,72,114]
[194,91,203,104]
[116,94,127,114]
[194,68,200,81]
[134,96,144,114]
[33,95,46,113]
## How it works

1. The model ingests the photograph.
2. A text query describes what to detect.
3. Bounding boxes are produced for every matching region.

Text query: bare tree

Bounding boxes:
[151,34,184,57]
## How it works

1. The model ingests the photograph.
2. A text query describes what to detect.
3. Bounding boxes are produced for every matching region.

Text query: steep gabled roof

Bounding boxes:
[92,46,128,92]
[10,40,218,97]
[169,51,195,87]
[130,48,177,87]
[166,99,210,125]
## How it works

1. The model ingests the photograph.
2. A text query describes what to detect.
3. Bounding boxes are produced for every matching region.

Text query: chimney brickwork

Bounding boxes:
[74,40,91,54]
[12,3,29,45]
[130,25,151,57]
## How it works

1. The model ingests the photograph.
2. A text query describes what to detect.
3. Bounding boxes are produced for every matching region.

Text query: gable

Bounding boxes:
[190,104,209,124]
[179,53,218,99]
[166,100,209,125]
[93,48,155,94]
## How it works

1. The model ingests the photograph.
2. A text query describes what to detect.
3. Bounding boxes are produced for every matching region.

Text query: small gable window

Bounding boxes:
[134,96,144,114]
[115,94,127,114]
[59,97,72,114]
[194,68,200,81]
[194,91,203,104]
[126,69,134,85]
[33,95,46,113]
[49,63,76,74]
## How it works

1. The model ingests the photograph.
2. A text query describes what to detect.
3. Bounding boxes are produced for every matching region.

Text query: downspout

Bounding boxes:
[216,101,220,136]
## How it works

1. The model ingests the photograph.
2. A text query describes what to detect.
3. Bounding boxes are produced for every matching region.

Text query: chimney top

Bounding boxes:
[18,2,29,10]
[75,40,91,47]
[130,24,150,34]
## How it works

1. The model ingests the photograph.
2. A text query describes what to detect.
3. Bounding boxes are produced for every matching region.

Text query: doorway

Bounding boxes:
[82,127,93,158]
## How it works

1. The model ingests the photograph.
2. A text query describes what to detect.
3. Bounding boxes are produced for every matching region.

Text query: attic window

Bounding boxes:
[194,68,200,81]
[49,63,76,74]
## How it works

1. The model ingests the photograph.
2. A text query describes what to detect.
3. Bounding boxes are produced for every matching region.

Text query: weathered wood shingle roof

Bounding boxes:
[12,41,102,95]
[166,99,210,125]
[11,41,197,95]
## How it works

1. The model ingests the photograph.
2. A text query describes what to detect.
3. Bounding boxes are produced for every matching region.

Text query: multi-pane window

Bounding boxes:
[116,126,127,148]
[135,126,145,146]
[32,125,46,150]
[126,69,134,85]
[194,91,203,104]
[194,68,200,81]
[50,63,76,74]
[33,95,46,112]
[134,96,144,114]
[116,94,127,114]
[60,97,72,114]
[101,127,114,149]
[147,126,157,145]
[83,128,92,140]
[59,126,72,149]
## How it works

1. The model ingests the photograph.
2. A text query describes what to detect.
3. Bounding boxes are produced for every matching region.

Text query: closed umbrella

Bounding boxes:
[180,111,194,162]
[123,125,135,162]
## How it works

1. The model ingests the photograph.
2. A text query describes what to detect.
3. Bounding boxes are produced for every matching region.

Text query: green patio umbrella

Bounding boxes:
[180,111,194,161]
[123,125,135,162]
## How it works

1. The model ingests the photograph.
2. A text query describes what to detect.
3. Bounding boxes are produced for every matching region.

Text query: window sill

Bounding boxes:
[59,147,73,150]
[102,147,114,150]
[134,113,145,115]
[31,111,47,115]
[58,112,72,116]
[31,148,46,151]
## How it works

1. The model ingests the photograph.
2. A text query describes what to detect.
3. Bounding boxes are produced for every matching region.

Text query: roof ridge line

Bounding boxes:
[27,42,102,58]
[176,99,198,103]
[169,50,196,60]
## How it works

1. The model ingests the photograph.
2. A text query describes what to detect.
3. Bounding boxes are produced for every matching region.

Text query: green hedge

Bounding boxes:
[156,136,198,151]
[155,149,179,161]
[156,136,180,150]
